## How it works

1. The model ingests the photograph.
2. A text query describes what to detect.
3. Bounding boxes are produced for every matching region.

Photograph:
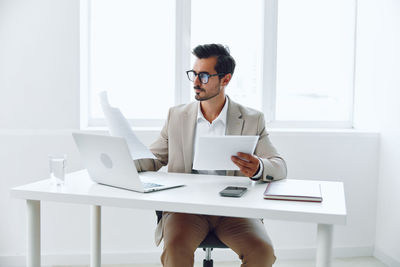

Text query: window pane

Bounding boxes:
[276,0,355,121]
[191,0,263,110]
[90,0,175,121]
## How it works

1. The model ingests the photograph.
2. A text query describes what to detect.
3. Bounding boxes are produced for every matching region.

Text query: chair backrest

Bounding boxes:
[156,210,163,224]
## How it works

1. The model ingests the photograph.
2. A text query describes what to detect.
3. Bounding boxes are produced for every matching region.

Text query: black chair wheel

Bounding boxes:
[203,259,213,267]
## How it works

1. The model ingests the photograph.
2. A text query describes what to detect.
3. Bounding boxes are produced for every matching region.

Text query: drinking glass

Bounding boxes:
[48,154,66,186]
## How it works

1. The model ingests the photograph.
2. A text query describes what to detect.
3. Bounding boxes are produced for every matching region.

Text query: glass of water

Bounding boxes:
[49,154,66,186]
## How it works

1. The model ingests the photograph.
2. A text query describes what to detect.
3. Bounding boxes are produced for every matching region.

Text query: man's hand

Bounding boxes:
[231,152,260,178]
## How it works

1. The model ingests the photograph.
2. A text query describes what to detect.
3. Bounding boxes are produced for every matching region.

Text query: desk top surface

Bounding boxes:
[11,170,346,225]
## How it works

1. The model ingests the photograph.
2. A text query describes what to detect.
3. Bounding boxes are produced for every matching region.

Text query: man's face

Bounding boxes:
[192,57,223,101]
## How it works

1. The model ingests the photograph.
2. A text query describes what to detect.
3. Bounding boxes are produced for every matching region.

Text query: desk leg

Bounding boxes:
[91,205,101,267]
[27,200,40,267]
[316,224,333,267]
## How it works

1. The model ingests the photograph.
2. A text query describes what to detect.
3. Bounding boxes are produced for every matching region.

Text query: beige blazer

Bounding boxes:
[136,96,287,181]
[135,96,287,245]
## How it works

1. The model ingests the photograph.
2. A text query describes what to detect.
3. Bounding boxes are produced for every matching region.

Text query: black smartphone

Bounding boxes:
[219,186,247,197]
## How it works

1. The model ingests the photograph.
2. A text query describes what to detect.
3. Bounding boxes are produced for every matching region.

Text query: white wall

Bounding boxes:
[0,0,80,129]
[354,0,400,266]
[0,0,384,266]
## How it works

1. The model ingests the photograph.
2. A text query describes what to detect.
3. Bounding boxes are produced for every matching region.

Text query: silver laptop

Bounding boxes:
[72,132,184,193]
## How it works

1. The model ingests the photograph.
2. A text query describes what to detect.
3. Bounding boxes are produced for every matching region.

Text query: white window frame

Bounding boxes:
[80,0,356,129]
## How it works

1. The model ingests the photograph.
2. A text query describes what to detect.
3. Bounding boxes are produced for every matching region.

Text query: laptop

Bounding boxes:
[72,132,184,193]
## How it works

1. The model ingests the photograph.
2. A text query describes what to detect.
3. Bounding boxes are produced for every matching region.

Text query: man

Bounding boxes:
[135,44,287,267]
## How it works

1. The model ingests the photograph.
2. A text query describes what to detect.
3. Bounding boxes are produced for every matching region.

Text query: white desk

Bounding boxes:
[11,170,346,267]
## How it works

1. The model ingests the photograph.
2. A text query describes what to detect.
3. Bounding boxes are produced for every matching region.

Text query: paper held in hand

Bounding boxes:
[192,135,259,170]
[263,179,323,202]
[99,91,156,160]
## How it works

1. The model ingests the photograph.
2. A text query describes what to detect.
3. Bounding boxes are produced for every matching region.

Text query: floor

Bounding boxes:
[54,256,387,267]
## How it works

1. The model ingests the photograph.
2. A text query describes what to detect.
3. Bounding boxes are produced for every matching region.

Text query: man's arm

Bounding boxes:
[231,113,287,182]
[134,109,171,172]
[254,113,287,182]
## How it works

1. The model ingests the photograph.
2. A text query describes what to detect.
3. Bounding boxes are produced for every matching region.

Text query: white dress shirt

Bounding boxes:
[192,97,263,178]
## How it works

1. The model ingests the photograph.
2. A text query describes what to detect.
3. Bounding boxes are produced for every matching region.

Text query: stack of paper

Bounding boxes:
[263,179,323,202]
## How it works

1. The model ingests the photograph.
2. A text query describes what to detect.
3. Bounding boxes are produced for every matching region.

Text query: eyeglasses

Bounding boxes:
[186,70,226,84]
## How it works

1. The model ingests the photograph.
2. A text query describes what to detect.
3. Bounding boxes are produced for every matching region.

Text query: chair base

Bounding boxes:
[203,259,214,267]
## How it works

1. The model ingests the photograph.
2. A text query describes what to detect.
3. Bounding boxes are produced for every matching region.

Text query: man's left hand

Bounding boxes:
[231,152,260,178]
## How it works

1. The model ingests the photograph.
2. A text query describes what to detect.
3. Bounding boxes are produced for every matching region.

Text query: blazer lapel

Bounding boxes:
[225,97,244,176]
[226,97,244,136]
[181,103,198,173]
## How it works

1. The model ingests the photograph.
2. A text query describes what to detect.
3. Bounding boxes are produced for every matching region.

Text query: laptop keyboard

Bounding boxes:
[143,182,163,189]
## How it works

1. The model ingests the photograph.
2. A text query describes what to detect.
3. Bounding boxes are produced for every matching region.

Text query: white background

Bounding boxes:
[0,0,399,266]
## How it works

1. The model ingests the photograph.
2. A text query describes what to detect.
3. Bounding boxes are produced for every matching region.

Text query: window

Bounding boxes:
[87,0,176,126]
[81,0,357,128]
[275,0,356,126]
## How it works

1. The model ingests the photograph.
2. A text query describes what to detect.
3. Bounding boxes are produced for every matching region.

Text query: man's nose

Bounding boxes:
[193,74,201,86]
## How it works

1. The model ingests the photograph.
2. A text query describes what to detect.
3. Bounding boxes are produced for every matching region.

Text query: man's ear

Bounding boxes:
[221,73,232,86]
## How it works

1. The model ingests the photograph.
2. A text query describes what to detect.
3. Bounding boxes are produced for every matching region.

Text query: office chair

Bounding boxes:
[156,211,227,267]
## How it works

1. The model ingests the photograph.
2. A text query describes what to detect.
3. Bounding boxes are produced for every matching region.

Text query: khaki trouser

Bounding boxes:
[160,212,276,267]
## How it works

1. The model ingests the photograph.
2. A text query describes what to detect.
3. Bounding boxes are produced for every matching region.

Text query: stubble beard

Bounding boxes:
[194,86,221,102]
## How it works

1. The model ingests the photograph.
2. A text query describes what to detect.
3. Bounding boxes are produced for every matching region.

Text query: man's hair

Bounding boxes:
[192,44,236,77]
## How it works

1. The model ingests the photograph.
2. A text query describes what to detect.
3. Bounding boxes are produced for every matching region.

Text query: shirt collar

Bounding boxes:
[197,96,229,125]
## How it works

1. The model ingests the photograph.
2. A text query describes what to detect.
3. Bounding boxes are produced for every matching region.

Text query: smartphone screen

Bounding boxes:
[219,186,247,197]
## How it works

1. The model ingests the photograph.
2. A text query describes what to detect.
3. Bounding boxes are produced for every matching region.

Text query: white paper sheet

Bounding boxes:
[99,91,156,160]
[192,136,259,170]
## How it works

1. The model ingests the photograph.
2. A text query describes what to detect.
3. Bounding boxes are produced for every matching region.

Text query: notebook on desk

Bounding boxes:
[264,179,323,202]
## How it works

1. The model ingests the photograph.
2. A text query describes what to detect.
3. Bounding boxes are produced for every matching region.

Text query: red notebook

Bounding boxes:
[263,180,323,203]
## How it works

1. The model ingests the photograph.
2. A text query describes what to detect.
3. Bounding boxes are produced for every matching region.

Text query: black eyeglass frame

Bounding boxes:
[186,70,226,84]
